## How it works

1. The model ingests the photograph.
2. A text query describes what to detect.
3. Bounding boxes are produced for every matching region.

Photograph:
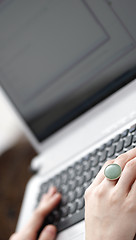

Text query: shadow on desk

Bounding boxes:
[0,137,37,240]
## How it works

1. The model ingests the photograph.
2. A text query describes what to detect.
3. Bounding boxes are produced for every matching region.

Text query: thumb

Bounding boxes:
[24,188,61,234]
[39,225,57,240]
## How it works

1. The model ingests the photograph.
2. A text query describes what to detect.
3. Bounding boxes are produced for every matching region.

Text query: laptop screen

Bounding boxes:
[0,0,136,142]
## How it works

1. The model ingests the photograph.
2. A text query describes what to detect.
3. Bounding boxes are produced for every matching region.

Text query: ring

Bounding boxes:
[104,163,122,180]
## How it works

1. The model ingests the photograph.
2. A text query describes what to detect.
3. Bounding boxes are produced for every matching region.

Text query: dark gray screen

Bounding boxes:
[0,0,136,141]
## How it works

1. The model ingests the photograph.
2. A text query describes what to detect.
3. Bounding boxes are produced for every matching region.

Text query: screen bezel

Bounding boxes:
[26,67,136,142]
[1,66,136,148]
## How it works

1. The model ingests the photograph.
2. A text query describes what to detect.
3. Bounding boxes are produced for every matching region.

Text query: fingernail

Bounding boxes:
[53,192,62,200]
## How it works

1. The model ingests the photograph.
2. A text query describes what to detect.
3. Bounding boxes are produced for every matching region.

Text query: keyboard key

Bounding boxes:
[107,145,116,157]
[61,195,68,206]
[80,154,91,165]
[115,150,126,157]
[99,144,106,151]
[68,202,77,214]
[92,165,101,178]
[74,162,83,175]
[60,206,69,218]
[85,153,92,160]
[68,167,75,179]
[91,148,98,155]
[48,179,54,188]
[84,170,93,182]
[121,129,128,138]
[99,150,107,162]
[68,180,76,190]
[116,140,124,153]
[83,159,91,171]
[129,124,136,133]
[54,175,61,188]
[52,209,61,221]
[133,133,136,143]
[91,155,99,167]
[61,170,68,184]
[124,135,133,148]
[76,198,85,210]
[40,182,49,193]
[61,185,69,194]
[68,191,76,202]
[127,145,135,151]
[113,134,121,143]
[84,181,91,190]
[76,175,85,186]
[106,139,113,147]
[76,186,84,198]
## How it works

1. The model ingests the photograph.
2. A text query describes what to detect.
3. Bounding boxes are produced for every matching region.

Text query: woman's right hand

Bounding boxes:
[85,148,136,240]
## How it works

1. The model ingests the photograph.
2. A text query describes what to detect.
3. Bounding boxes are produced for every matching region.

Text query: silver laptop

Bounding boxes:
[0,0,136,239]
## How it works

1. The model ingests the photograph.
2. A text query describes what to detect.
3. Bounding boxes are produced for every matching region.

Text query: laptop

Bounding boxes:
[0,0,136,239]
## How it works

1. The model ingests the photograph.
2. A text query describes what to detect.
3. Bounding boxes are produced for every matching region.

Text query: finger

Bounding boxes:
[101,147,136,187]
[87,147,136,188]
[38,192,61,215]
[9,233,18,240]
[116,158,136,195]
[48,186,57,196]
[114,147,136,170]
[128,180,136,200]
[25,192,61,234]
[39,225,57,240]
[40,186,57,202]
[91,159,114,187]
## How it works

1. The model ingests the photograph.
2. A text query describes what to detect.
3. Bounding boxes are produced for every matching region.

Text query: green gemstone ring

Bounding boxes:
[104,163,122,180]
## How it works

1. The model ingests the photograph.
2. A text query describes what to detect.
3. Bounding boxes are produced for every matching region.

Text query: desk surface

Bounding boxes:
[0,138,36,239]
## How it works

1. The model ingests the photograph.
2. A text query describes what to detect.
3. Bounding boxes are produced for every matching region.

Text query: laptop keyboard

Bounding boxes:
[37,124,136,233]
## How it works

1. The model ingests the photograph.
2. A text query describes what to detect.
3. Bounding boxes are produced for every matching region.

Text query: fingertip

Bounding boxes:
[53,192,62,201]
[39,225,57,240]
[56,192,62,197]
[40,186,58,203]
[45,224,57,234]
[48,186,57,196]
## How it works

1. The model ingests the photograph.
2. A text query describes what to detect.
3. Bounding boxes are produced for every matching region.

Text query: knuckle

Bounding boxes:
[117,152,128,161]
[125,197,136,212]
[109,190,119,204]
[105,159,114,166]
[84,187,91,200]
[125,160,136,170]
[125,159,136,168]
[93,185,105,198]
[84,185,94,201]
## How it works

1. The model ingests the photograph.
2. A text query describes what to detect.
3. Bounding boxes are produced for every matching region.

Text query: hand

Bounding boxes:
[85,147,136,240]
[9,186,61,240]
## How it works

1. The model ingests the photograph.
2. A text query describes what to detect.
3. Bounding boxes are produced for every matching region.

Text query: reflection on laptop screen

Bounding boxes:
[0,0,136,141]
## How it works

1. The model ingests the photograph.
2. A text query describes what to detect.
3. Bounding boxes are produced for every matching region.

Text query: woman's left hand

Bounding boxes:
[9,186,61,240]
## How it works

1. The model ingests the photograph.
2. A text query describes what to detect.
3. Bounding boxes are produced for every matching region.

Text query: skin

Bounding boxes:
[9,187,61,240]
[9,147,136,240]
[85,147,136,240]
